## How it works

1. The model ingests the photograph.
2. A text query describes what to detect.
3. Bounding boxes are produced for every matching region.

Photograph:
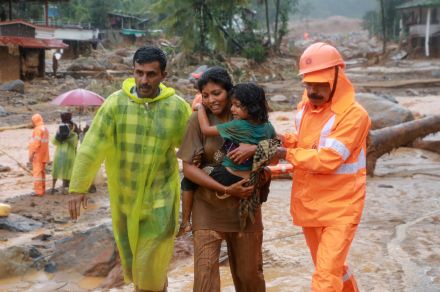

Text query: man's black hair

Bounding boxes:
[230,82,269,123]
[197,66,233,93]
[133,46,167,71]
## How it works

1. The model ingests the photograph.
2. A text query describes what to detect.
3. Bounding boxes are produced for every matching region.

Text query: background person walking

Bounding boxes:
[51,112,79,195]
[28,113,50,196]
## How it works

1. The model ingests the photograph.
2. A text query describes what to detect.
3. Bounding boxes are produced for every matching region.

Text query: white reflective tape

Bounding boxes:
[335,148,366,174]
[324,138,351,160]
[33,136,42,141]
[41,138,49,143]
[281,165,286,172]
[318,115,336,148]
[342,267,352,282]
[295,107,305,132]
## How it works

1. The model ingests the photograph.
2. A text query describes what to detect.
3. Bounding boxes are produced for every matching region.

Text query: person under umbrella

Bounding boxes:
[51,112,79,195]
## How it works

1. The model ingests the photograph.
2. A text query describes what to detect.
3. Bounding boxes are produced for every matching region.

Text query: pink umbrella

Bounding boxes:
[52,89,105,106]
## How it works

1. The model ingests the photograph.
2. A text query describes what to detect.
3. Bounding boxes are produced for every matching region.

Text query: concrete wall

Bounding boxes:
[54,28,97,41]
[0,46,20,83]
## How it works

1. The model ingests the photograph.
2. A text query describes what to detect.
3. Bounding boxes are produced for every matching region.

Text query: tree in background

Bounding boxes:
[254,0,298,52]
[57,0,153,29]
[152,0,269,59]
[362,0,401,53]
[274,0,299,51]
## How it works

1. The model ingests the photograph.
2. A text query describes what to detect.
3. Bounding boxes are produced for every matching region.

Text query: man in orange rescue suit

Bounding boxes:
[28,113,50,196]
[275,42,371,291]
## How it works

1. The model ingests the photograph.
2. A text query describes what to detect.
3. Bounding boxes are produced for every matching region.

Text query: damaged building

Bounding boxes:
[397,0,440,57]
[0,20,67,82]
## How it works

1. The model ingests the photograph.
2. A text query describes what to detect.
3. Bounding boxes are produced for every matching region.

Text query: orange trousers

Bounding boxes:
[32,161,46,196]
[302,224,359,292]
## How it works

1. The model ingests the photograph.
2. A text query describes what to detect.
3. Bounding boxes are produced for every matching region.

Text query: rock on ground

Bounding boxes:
[49,222,116,276]
[0,80,25,94]
[0,245,42,278]
[0,213,43,232]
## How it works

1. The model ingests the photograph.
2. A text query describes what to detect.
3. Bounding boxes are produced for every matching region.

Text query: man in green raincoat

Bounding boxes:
[67,46,191,291]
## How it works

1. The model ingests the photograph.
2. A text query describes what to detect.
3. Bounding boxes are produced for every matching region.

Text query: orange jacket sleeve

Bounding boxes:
[28,128,42,156]
[286,106,370,173]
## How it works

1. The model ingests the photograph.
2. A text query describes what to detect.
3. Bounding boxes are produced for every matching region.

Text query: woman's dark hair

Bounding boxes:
[230,82,269,123]
[197,66,233,93]
[133,46,167,72]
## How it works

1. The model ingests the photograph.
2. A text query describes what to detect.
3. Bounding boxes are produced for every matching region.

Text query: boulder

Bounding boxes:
[270,94,289,103]
[0,213,43,232]
[0,245,42,278]
[0,80,25,94]
[356,93,414,130]
[49,222,116,276]
[67,57,106,71]
[99,254,125,289]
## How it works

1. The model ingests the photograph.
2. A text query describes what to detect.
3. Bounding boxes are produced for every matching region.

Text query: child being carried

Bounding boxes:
[178,82,276,235]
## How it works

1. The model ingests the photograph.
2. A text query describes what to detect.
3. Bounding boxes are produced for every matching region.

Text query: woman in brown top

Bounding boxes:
[177,67,266,292]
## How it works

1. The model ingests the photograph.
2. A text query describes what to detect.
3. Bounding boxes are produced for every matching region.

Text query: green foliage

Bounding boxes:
[57,0,153,29]
[362,10,381,37]
[244,44,267,63]
[362,0,402,41]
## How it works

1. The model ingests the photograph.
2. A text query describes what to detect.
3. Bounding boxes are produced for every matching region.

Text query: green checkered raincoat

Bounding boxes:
[51,132,78,180]
[69,78,191,290]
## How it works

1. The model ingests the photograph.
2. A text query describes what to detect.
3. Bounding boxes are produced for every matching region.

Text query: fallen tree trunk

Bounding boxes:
[0,123,32,132]
[412,139,440,155]
[367,115,440,175]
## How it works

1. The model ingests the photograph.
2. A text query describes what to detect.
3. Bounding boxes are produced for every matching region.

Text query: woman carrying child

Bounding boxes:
[177,67,270,292]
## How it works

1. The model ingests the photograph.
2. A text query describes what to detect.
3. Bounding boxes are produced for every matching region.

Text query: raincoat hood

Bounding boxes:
[301,67,355,114]
[122,78,175,104]
[32,114,44,126]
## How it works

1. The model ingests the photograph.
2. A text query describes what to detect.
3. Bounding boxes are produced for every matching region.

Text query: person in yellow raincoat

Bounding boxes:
[274,42,371,292]
[67,46,191,291]
[28,113,50,196]
[51,112,79,195]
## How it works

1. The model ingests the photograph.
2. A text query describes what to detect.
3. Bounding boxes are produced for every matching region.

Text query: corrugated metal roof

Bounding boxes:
[121,28,146,37]
[397,0,440,9]
[0,19,55,31]
[0,36,68,49]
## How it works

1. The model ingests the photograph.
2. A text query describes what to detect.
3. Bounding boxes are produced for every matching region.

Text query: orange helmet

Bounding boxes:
[298,42,345,75]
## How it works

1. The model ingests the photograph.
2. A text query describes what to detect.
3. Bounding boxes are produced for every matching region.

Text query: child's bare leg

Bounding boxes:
[177,190,194,237]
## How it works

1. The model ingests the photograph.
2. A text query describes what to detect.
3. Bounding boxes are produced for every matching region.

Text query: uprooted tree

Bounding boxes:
[367,115,440,175]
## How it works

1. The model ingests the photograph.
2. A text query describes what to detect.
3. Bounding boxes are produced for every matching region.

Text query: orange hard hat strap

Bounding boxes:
[329,66,339,100]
